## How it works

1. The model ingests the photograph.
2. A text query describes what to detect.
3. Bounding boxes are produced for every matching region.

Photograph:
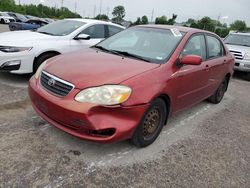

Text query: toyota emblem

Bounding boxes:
[48,78,56,86]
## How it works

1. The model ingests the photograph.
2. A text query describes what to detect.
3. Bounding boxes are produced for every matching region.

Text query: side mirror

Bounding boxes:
[180,55,202,66]
[74,34,91,40]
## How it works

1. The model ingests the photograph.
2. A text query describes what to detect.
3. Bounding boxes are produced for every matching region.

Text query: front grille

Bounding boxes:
[230,50,243,60]
[40,71,74,97]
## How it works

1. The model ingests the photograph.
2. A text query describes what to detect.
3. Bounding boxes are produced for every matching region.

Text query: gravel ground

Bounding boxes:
[0,24,9,33]
[0,71,249,187]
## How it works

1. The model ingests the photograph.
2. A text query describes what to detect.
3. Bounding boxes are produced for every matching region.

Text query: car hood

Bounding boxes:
[0,30,59,46]
[44,48,160,89]
[226,44,250,54]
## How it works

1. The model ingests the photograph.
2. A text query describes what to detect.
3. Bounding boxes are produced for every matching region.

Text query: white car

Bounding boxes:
[0,19,124,74]
[0,12,15,24]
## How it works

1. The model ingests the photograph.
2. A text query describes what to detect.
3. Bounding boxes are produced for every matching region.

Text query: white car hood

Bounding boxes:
[1,16,14,19]
[0,30,60,46]
[226,44,250,54]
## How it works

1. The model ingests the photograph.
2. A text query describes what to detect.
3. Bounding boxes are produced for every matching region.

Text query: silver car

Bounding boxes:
[224,32,250,80]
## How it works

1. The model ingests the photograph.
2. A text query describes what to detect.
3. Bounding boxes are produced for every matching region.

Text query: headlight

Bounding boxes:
[34,61,47,79]
[244,53,250,60]
[0,46,32,53]
[75,85,132,105]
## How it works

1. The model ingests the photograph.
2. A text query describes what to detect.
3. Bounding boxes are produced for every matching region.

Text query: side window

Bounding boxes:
[181,35,206,61]
[108,25,123,37]
[206,35,224,58]
[81,24,105,39]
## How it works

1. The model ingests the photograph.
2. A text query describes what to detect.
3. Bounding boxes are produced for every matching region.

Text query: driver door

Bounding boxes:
[70,24,106,51]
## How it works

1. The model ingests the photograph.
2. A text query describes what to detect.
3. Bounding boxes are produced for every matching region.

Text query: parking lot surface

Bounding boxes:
[0,25,249,187]
[0,24,9,33]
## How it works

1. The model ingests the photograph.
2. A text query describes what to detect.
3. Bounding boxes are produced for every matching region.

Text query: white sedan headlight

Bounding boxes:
[34,61,47,79]
[244,53,250,60]
[75,85,132,105]
[0,46,32,53]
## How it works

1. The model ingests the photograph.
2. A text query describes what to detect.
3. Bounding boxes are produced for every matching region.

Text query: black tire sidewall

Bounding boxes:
[33,53,57,74]
[132,98,167,147]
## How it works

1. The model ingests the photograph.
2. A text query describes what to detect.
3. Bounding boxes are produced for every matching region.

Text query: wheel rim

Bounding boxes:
[142,107,161,141]
[217,80,227,100]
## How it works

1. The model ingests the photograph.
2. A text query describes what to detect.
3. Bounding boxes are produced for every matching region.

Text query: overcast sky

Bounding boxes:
[16,0,250,25]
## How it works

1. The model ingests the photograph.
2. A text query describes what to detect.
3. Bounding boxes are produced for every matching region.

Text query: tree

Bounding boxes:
[197,16,215,31]
[95,14,109,20]
[167,14,177,25]
[141,15,149,24]
[230,20,247,31]
[112,5,125,23]
[155,16,168,24]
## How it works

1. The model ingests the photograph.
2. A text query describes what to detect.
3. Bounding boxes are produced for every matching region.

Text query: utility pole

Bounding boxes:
[106,7,110,17]
[151,8,154,23]
[99,0,102,15]
[61,0,64,9]
[93,5,96,18]
[74,1,77,14]
[18,0,21,5]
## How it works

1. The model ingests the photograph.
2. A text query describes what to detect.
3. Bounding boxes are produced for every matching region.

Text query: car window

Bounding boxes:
[108,25,123,37]
[206,35,224,58]
[181,35,206,61]
[81,25,105,39]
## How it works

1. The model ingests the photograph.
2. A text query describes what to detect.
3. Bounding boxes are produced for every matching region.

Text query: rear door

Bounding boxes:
[204,35,227,94]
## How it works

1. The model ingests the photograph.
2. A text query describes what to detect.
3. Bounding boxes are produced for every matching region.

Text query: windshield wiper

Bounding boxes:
[37,31,55,36]
[93,45,111,52]
[110,50,151,62]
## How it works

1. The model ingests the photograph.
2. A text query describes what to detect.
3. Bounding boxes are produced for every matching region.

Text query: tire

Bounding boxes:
[131,98,167,147]
[0,19,4,24]
[208,77,228,104]
[245,73,250,81]
[33,53,58,74]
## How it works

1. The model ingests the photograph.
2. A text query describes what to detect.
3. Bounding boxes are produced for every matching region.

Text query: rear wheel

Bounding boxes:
[208,77,228,104]
[131,98,167,147]
[33,53,59,74]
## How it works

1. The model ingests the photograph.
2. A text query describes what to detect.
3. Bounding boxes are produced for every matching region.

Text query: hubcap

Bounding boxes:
[142,108,161,140]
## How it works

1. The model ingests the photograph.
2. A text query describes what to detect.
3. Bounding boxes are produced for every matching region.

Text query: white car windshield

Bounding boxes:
[95,27,185,64]
[37,20,85,36]
[224,34,250,47]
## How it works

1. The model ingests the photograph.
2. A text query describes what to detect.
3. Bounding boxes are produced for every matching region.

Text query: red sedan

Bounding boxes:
[29,25,234,147]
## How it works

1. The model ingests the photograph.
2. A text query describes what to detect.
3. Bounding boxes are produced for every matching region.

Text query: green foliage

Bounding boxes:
[155,14,177,25]
[230,20,247,31]
[132,15,148,25]
[197,16,215,31]
[95,14,109,20]
[112,5,125,22]
[215,27,230,38]
[0,1,81,19]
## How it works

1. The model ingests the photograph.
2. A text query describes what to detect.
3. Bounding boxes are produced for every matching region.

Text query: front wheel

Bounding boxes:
[131,98,167,147]
[208,77,228,104]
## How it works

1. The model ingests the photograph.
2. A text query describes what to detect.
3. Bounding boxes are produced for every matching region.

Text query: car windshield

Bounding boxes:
[37,20,85,36]
[0,12,9,17]
[224,34,250,47]
[95,27,185,64]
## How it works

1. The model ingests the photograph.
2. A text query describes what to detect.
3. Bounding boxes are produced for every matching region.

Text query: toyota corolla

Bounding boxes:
[29,25,234,147]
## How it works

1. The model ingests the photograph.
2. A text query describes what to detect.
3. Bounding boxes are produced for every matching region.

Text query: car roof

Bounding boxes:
[230,32,250,36]
[136,24,214,34]
[65,18,125,28]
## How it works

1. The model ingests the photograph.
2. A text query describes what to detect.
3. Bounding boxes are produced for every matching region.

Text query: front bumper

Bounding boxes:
[234,59,250,73]
[0,51,35,74]
[29,77,149,143]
